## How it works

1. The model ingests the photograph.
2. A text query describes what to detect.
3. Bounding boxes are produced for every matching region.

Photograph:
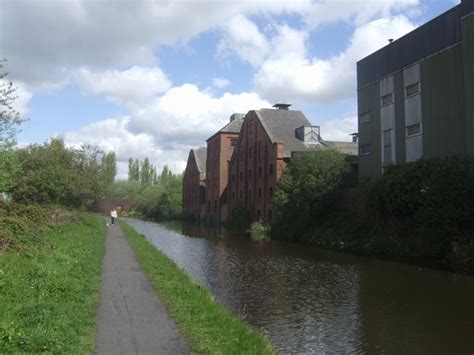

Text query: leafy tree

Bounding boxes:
[128,157,140,181]
[0,60,26,192]
[135,166,183,218]
[102,151,117,185]
[108,179,143,198]
[273,149,349,239]
[140,157,153,185]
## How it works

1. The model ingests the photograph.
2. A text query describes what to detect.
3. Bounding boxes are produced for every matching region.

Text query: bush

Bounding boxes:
[249,221,271,241]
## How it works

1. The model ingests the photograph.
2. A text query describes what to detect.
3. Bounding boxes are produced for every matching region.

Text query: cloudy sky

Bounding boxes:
[1,0,457,179]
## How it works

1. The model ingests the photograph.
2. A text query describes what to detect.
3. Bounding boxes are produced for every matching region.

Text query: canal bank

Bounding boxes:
[118,220,275,354]
[124,218,474,354]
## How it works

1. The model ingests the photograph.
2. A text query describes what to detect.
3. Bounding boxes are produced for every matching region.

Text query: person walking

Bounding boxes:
[110,208,118,225]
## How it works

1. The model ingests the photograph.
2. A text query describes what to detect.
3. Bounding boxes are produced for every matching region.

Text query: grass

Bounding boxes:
[0,214,106,353]
[119,220,276,355]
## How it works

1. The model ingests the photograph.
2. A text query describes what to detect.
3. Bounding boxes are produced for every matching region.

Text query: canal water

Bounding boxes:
[125,218,474,354]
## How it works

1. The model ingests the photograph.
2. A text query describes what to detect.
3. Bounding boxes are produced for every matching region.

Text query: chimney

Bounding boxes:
[230,113,245,122]
[273,103,292,110]
[350,133,359,143]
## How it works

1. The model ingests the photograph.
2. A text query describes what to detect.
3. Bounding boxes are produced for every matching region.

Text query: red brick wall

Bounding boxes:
[228,111,287,223]
[182,150,206,220]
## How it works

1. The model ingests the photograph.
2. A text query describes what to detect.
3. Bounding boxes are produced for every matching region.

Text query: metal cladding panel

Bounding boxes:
[405,95,422,126]
[462,0,474,16]
[463,13,474,155]
[357,5,462,88]
[406,135,423,162]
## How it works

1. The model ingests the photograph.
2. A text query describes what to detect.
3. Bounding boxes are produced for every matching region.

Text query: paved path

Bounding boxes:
[94,222,189,355]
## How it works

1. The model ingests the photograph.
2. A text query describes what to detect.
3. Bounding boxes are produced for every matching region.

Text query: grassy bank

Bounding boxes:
[119,220,275,355]
[0,214,105,353]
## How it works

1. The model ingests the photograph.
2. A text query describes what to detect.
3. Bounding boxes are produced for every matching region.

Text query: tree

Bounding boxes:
[273,149,349,239]
[0,60,26,192]
[140,157,153,185]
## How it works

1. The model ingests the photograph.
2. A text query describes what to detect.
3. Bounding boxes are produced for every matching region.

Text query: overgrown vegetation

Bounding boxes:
[0,214,105,353]
[274,155,474,274]
[119,220,275,355]
[249,221,271,241]
[272,149,349,239]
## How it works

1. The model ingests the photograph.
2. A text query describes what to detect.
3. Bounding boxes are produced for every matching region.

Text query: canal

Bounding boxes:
[125,218,474,354]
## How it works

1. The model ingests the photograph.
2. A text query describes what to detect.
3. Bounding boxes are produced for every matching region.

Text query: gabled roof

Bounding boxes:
[255,108,310,158]
[192,147,207,173]
[254,108,358,157]
[207,116,244,141]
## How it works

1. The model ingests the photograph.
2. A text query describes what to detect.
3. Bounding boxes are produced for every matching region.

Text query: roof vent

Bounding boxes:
[273,103,292,110]
[350,133,359,143]
[388,38,394,44]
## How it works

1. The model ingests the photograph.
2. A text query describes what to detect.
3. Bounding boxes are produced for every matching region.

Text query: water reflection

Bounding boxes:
[125,219,474,354]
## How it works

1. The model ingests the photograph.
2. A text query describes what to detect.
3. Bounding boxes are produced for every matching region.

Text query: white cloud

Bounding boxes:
[320,116,357,142]
[63,84,271,178]
[212,77,231,89]
[254,16,416,104]
[217,15,270,67]
[76,66,172,108]
[128,83,271,148]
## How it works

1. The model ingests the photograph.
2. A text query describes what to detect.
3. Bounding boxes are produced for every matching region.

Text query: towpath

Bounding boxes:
[94,222,189,354]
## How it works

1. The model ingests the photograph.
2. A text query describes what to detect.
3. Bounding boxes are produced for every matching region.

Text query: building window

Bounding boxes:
[359,144,371,156]
[232,191,235,200]
[258,166,262,177]
[230,138,238,147]
[240,151,243,161]
[381,93,393,106]
[248,169,252,179]
[268,210,272,223]
[406,123,422,137]
[248,189,251,199]
[257,210,261,220]
[232,173,235,182]
[258,188,262,198]
[258,141,262,162]
[383,129,393,164]
[249,147,252,158]
[269,187,273,197]
[359,111,371,124]
[240,172,243,181]
[405,83,420,97]
[269,164,274,175]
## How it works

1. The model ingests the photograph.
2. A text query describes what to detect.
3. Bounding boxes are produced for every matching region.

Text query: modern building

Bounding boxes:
[357,0,474,180]
[205,113,245,224]
[182,147,207,220]
[228,104,357,224]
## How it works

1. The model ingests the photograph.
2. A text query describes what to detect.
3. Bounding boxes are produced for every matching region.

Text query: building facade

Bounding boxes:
[357,0,474,180]
[228,105,357,224]
[205,114,244,224]
[182,147,207,220]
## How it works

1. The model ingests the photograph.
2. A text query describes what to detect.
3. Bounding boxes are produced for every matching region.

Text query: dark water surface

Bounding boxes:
[125,219,474,354]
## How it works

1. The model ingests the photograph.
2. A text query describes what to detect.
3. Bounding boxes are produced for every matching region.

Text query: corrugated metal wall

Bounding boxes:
[357,5,462,88]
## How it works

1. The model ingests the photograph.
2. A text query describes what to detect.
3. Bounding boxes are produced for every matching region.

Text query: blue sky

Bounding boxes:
[0,0,457,179]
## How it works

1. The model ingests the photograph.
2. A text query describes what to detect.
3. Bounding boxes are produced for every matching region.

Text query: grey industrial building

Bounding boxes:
[356,0,474,180]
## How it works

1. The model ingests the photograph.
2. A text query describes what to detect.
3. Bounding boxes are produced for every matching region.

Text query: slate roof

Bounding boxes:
[255,108,310,158]
[207,115,245,141]
[322,141,358,156]
[192,147,207,173]
[255,108,358,157]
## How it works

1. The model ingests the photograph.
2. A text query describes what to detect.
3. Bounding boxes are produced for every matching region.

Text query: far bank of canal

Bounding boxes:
[125,218,474,354]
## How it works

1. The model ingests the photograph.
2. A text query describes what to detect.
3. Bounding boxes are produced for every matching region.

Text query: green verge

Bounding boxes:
[0,214,106,353]
[119,220,276,355]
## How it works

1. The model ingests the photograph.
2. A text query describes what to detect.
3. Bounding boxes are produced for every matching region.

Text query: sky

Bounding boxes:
[0,0,459,179]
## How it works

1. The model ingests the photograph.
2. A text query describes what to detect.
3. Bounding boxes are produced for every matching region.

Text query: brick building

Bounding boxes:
[228,104,357,224]
[205,113,245,224]
[182,147,207,220]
